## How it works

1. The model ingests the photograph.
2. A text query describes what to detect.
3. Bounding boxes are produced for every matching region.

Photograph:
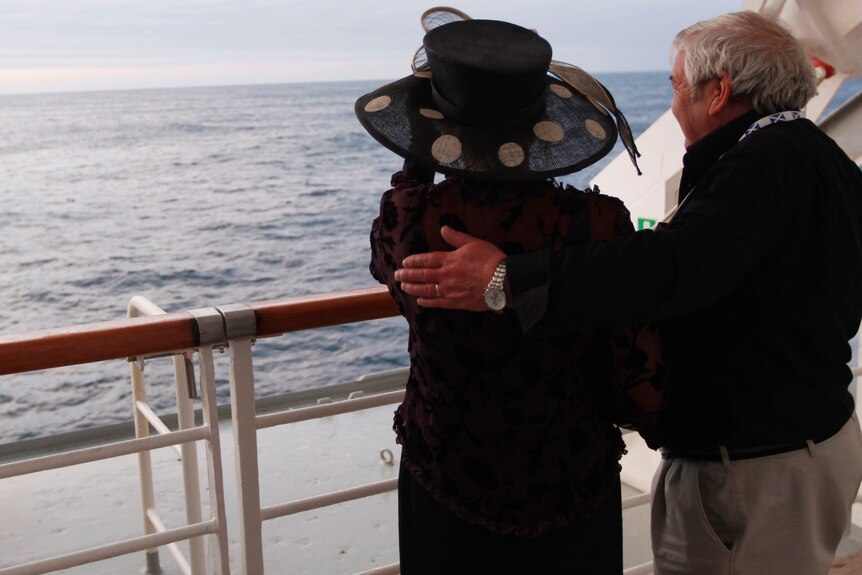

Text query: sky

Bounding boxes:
[0,0,742,95]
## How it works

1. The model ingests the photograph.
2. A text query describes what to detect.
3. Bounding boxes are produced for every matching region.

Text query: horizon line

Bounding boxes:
[0,70,674,99]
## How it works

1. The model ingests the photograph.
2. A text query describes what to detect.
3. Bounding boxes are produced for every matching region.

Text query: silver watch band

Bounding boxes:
[487,260,507,291]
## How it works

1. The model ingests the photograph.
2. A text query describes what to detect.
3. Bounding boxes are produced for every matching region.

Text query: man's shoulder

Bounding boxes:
[740,118,858,174]
[736,117,825,150]
[717,119,820,172]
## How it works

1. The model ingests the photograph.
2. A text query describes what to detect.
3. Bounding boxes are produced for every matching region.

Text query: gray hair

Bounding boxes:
[671,11,816,113]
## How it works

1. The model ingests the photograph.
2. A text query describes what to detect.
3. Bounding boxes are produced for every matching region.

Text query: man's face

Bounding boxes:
[670,51,713,148]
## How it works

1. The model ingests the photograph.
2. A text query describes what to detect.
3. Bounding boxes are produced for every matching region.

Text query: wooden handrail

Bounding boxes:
[0,287,399,377]
[251,286,398,338]
[0,313,196,376]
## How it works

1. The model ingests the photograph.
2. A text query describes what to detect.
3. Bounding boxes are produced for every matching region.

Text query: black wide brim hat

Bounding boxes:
[355,16,639,183]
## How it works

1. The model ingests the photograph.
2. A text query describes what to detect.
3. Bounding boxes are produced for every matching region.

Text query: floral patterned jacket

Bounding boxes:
[370,171,664,537]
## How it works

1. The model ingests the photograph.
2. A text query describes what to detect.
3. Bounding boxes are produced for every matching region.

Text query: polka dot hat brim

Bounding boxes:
[355,73,619,182]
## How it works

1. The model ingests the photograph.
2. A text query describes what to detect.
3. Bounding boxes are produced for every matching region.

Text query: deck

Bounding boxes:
[2,398,861,574]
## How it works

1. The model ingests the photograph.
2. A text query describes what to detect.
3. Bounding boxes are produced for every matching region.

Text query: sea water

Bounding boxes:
[1,75,859,442]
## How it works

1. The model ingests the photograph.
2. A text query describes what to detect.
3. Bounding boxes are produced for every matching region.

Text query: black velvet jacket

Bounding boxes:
[370,172,663,536]
[509,112,862,450]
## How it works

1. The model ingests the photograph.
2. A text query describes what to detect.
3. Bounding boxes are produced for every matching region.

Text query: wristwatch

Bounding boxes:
[482,260,507,313]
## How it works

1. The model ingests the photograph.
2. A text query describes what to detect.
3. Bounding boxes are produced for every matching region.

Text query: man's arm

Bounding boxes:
[395,226,505,311]
[396,223,675,334]
[398,146,787,337]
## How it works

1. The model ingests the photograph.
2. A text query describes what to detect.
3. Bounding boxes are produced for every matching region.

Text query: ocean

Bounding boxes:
[1,74,859,443]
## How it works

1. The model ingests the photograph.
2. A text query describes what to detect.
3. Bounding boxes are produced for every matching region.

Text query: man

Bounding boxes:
[393,11,862,575]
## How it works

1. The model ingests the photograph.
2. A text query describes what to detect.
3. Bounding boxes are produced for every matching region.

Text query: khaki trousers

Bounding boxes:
[651,413,862,575]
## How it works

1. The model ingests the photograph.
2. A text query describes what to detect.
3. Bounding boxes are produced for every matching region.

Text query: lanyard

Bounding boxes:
[739,110,803,141]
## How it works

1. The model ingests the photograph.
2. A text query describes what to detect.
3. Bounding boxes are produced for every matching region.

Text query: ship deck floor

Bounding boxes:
[2,402,862,574]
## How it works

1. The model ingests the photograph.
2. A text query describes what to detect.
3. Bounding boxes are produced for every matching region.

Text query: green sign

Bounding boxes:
[637,218,658,230]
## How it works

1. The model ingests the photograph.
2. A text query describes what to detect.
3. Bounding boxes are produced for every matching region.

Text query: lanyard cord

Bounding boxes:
[738,110,803,141]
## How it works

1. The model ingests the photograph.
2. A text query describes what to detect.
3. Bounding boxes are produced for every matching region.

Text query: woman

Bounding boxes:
[357,12,663,574]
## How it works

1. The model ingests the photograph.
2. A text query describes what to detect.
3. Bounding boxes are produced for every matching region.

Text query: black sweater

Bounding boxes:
[509,111,862,449]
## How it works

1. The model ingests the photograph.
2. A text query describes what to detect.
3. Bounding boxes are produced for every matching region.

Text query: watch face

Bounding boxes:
[484,288,506,311]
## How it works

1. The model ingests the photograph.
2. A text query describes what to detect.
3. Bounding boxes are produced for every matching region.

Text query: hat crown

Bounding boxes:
[423,20,552,125]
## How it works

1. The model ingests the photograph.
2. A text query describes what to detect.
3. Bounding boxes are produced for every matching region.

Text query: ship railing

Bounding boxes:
[0,287,406,575]
[0,300,230,575]
[6,288,857,574]
[127,296,231,575]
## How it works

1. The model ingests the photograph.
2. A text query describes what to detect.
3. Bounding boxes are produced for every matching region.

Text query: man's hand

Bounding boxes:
[394,226,505,311]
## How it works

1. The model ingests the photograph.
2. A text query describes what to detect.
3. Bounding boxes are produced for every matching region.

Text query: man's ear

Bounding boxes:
[708,72,733,116]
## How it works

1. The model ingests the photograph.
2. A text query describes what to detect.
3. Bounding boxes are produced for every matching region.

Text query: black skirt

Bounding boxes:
[398,462,623,574]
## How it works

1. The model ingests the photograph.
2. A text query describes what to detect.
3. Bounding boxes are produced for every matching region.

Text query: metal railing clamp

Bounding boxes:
[216,304,257,340]
[188,307,227,346]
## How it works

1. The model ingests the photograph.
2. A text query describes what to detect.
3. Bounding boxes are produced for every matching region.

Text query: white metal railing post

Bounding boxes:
[229,338,264,574]
[127,297,173,574]
[221,304,264,575]
[172,352,207,574]
[130,357,162,574]
[198,346,231,574]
